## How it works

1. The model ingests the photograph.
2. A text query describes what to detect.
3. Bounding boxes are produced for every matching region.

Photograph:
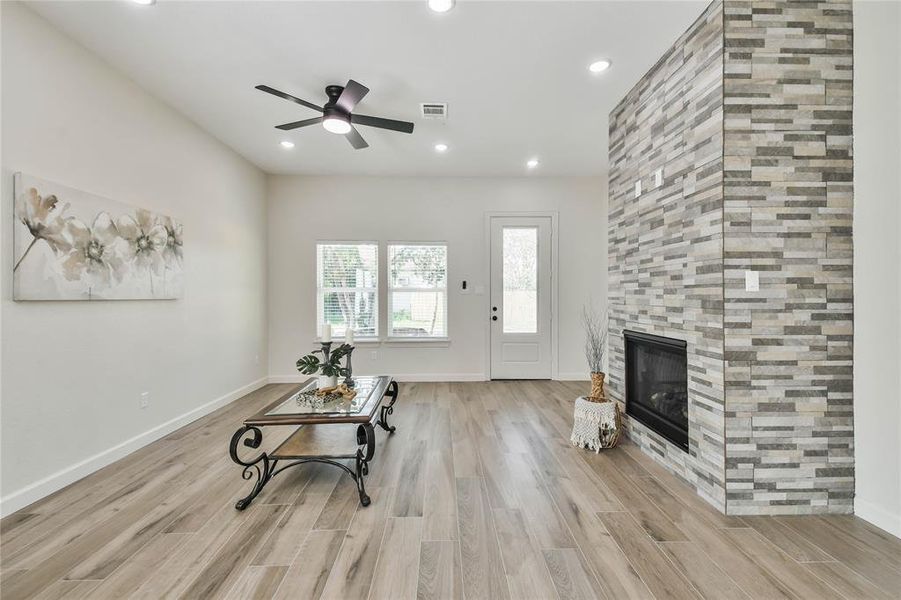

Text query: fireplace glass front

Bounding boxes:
[624,330,689,452]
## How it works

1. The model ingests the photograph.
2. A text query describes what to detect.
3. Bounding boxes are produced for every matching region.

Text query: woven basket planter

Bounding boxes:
[588,372,607,401]
[570,396,622,452]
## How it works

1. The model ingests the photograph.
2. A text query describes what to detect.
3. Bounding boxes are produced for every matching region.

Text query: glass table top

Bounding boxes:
[264,376,386,417]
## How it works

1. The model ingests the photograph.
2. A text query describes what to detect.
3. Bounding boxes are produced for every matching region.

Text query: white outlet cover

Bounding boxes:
[745,270,759,292]
[654,168,663,188]
[634,180,642,197]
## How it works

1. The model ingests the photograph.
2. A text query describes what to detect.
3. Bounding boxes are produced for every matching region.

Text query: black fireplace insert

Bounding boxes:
[624,330,689,452]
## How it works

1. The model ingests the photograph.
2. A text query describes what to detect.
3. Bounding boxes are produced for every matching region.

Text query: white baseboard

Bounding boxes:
[855,497,901,539]
[0,376,269,518]
[555,372,590,381]
[268,373,487,384]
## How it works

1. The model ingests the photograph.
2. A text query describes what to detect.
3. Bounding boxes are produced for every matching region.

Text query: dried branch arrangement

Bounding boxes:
[582,304,608,374]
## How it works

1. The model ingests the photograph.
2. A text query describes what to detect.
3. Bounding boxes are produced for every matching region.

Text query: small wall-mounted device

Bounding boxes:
[635,180,642,198]
[745,270,759,292]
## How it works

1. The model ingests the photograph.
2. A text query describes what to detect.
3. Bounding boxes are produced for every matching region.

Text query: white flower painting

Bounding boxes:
[13,173,184,300]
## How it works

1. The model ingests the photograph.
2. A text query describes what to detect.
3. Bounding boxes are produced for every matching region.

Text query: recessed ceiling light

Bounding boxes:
[280,140,295,149]
[526,158,540,169]
[132,0,156,5]
[434,143,448,153]
[428,0,455,13]
[588,59,612,73]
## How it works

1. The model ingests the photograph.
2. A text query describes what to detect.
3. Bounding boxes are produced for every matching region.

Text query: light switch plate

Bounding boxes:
[654,168,664,188]
[745,270,759,292]
[634,180,642,197]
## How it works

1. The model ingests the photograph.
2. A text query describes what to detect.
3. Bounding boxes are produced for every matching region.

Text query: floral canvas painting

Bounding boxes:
[13,173,184,300]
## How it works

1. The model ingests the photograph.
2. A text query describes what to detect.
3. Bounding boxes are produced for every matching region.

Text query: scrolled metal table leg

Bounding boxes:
[354,423,376,506]
[229,425,277,510]
[376,380,399,434]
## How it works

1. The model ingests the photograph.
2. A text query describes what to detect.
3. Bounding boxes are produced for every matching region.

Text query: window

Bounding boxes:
[502,227,538,333]
[317,243,378,338]
[388,243,447,338]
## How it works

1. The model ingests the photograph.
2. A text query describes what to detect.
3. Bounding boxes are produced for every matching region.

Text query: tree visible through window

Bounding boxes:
[317,243,378,337]
[389,244,447,337]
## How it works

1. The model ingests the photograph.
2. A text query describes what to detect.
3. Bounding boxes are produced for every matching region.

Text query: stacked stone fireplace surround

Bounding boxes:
[607,0,853,515]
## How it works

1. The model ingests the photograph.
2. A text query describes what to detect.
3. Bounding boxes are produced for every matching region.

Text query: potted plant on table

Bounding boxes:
[296,344,352,389]
[570,304,621,451]
[582,304,608,401]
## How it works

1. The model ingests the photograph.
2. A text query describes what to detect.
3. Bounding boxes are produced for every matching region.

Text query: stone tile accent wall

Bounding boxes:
[608,0,727,511]
[608,0,853,515]
[722,0,854,515]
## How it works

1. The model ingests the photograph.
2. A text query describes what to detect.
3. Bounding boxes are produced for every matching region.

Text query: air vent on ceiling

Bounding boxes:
[420,102,448,120]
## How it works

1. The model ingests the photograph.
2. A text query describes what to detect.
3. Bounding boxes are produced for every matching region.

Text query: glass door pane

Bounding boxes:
[502,227,538,333]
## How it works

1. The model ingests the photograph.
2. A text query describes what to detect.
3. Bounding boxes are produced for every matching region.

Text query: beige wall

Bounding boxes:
[0,3,268,515]
[267,175,606,382]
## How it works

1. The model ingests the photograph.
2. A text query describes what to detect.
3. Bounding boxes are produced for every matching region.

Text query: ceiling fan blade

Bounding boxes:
[336,79,370,113]
[255,85,323,113]
[275,117,323,130]
[345,126,369,150]
[351,113,415,134]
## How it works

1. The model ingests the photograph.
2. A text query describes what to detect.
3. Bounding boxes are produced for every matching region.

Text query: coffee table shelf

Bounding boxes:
[271,424,361,459]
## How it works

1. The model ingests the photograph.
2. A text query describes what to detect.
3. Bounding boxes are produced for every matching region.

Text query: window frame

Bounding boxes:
[315,241,380,341]
[386,241,449,341]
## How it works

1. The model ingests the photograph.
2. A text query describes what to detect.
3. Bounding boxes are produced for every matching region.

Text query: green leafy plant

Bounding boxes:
[296,344,352,378]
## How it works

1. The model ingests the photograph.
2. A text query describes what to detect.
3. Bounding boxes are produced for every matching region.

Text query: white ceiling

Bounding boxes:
[29,0,707,176]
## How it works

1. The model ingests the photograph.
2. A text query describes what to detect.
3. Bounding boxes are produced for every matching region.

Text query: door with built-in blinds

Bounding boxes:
[489,216,552,379]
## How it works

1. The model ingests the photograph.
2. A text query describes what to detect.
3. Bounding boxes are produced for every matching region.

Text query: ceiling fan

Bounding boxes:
[255,80,415,149]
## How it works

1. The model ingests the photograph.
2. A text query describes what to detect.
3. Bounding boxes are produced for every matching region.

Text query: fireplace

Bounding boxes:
[624,330,689,452]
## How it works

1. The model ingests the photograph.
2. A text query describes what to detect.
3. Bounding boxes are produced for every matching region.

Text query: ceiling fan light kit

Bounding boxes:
[256,79,414,150]
[322,113,352,135]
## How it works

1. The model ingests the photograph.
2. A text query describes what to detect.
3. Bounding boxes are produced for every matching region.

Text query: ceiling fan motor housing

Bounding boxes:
[325,85,345,104]
[323,105,348,121]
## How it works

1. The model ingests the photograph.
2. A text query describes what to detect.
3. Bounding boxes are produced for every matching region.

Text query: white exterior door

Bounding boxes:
[489,216,552,379]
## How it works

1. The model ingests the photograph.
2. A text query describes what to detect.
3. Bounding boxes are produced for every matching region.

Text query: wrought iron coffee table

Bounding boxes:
[229,376,398,509]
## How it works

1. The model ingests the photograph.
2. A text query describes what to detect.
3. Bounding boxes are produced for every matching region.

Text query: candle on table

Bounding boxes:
[321,323,332,342]
[345,328,354,345]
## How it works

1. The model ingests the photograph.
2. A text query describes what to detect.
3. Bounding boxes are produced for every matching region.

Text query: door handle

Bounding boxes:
[491,316,498,321]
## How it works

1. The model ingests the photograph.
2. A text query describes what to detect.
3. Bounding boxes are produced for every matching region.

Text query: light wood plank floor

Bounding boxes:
[2,381,900,599]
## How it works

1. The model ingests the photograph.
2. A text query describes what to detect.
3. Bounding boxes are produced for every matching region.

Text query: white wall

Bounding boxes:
[268,175,606,382]
[0,3,268,515]
[853,0,901,537]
